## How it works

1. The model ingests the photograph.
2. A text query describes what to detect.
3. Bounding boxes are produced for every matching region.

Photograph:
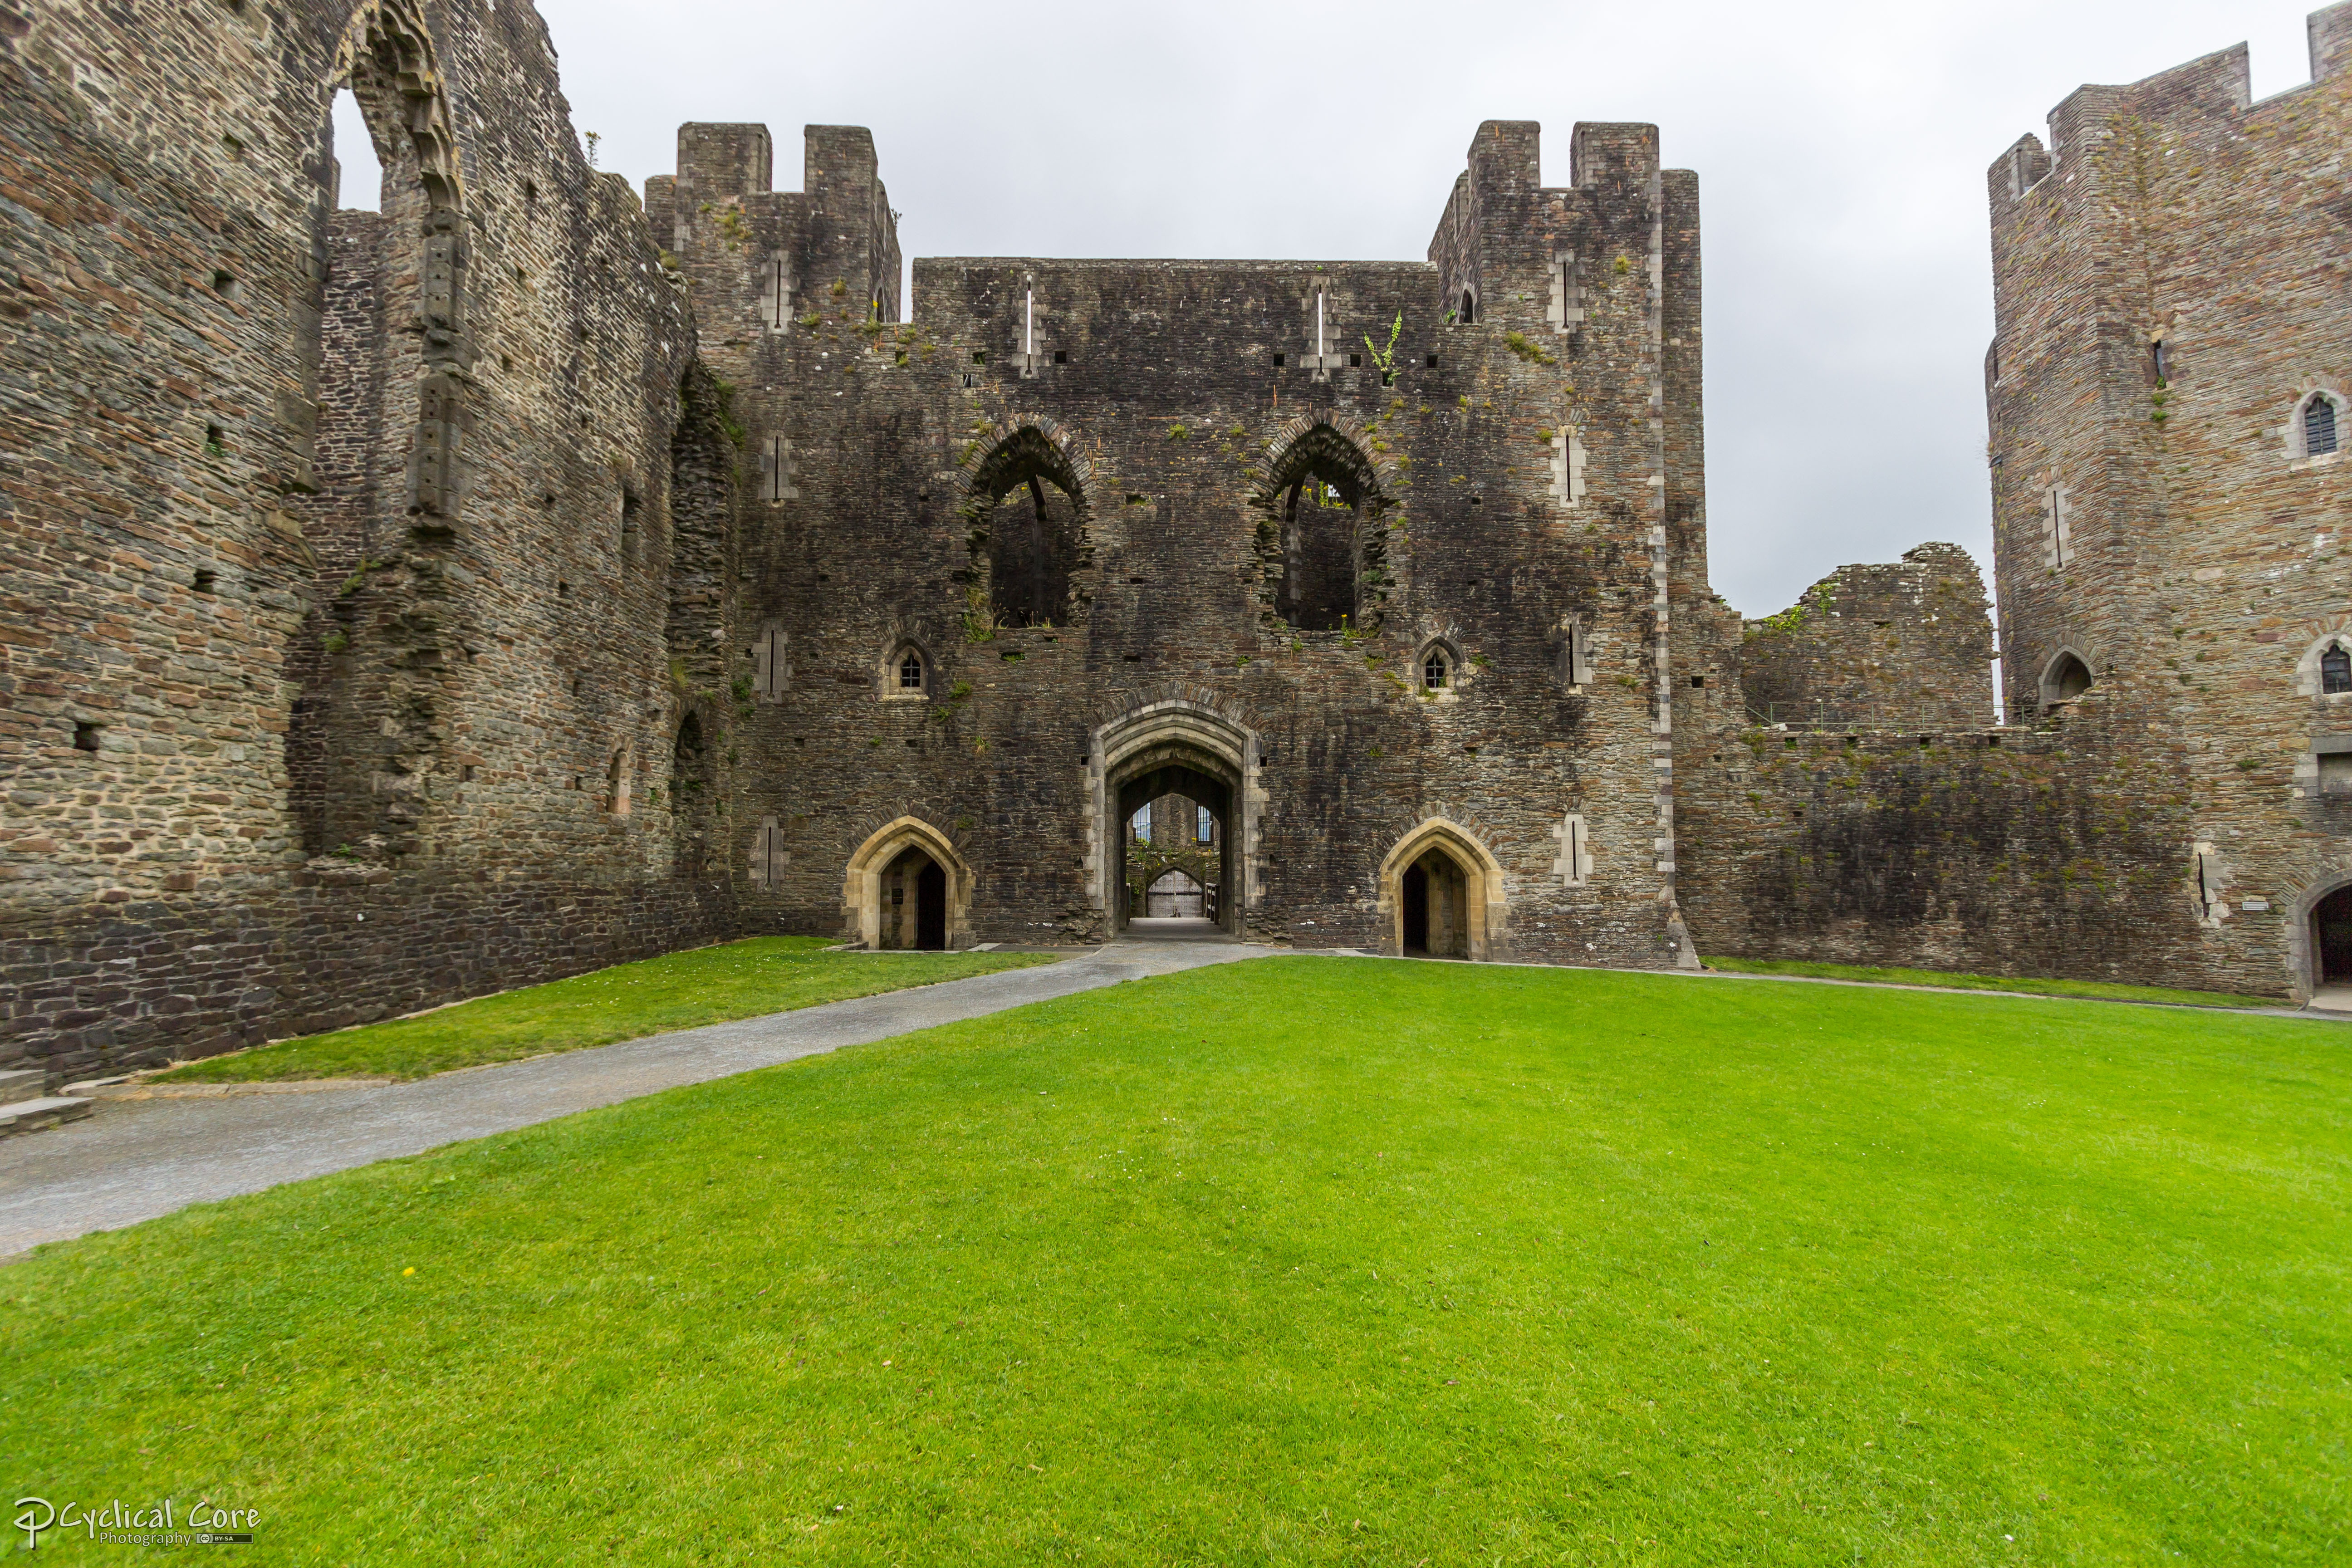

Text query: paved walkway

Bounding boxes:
[0,939,1270,1259]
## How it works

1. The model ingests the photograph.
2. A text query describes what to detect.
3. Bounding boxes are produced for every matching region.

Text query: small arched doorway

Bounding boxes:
[878,848,947,951]
[1400,850,1471,958]
[2312,885,2352,988]
[843,817,971,950]
[1379,818,1505,961]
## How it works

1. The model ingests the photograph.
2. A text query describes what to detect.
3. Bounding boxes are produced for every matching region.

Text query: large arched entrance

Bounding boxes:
[843,817,972,950]
[1093,700,1259,938]
[1378,819,1506,961]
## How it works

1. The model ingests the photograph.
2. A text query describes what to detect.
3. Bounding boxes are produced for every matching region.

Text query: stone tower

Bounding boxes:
[1986,1,2352,994]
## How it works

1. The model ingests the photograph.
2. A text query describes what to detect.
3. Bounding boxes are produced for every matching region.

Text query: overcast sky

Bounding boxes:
[456,1,2319,619]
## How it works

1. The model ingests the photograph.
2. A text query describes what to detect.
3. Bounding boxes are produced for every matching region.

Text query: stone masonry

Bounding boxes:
[5,0,2349,1080]
[1679,6,2352,1000]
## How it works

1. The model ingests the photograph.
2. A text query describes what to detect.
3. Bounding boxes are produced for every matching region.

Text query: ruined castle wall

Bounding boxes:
[688,121,1705,967]
[1736,543,1997,732]
[0,1,730,1073]
[1673,704,2252,987]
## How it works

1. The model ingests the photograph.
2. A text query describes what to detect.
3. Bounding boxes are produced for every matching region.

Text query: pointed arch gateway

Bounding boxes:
[1090,695,1263,936]
[964,421,1095,631]
[843,817,973,950]
[1379,818,1507,960]
[1255,417,1396,633]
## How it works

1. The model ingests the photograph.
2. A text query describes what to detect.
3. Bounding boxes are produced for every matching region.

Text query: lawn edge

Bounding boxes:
[147,949,1070,1088]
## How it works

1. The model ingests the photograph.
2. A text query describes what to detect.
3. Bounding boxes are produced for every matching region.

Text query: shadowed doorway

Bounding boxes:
[2314,885,2352,986]
[883,847,947,951]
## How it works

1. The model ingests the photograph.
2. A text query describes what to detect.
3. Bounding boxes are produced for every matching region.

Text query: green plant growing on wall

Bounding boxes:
[1504,331,1555,366]
[1362,312,1403,386]
[1167,424,1189,442]
[322,630,348,654]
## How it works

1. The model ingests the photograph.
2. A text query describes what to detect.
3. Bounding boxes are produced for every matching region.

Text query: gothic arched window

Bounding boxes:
[2324,644,2352,695]
[2306,393,2341,457]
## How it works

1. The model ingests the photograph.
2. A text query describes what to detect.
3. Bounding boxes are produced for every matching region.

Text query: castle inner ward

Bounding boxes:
[4,0,2349,1076]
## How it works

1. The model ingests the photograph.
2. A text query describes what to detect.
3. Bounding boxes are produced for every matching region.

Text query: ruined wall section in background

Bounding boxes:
[1738,544,1997,733]
[1676,713,2229,986]
[0,0,725,1076]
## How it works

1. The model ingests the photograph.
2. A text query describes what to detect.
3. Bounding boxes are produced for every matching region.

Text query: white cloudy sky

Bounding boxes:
[451,1,2318,618]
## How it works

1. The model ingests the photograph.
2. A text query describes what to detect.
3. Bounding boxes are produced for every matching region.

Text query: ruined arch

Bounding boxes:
[285,0,472,859]
[964,421,1095,631]
[1378,818,1506,960]
[1254,417,1396,634]
[2039,647,2094,707]
[843,816,974,950]
[670,710,713,877]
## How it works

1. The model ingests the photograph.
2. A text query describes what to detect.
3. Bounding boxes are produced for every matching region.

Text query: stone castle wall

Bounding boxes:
[9,0,2349,1077]
[0,0,734,1074]
[668,118,1709,967]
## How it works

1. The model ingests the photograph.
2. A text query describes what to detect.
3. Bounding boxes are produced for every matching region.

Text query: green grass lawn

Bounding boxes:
[9,960,2347,1563]
[1704,953,2286,1011]
[152,936,1057,1083]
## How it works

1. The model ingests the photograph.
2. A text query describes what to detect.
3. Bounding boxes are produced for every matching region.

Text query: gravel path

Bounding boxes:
[0,940,1270,1259]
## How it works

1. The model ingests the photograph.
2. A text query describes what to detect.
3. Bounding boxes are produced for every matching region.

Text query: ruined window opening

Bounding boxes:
[1054,350,1068,364]
[1425,353,1438,368]
[1690,674,1705,689]
[1132,806,1150,843]
[329,88,382,212]
[2326,645,2352,695]
[605,747,632,816]
[73,721,102,753]
[2150,339,2168,383]
[620,485,642,544]
[193,568,217,594]
[671,713,711,872]
[1273,353,1285,367]
[1197,805,1213,843]
[1268,425,1381,633]
[1459,291,1475,324]
[212,270,240,300]
[2043,651,2093,706]
[204,425,226,458]
[2305,393,2339,457]
[972,430,1088,630]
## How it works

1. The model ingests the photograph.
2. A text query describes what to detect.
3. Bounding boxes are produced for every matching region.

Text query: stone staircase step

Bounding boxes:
[0,1068,52,1101]
[0,1097,93,1138]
